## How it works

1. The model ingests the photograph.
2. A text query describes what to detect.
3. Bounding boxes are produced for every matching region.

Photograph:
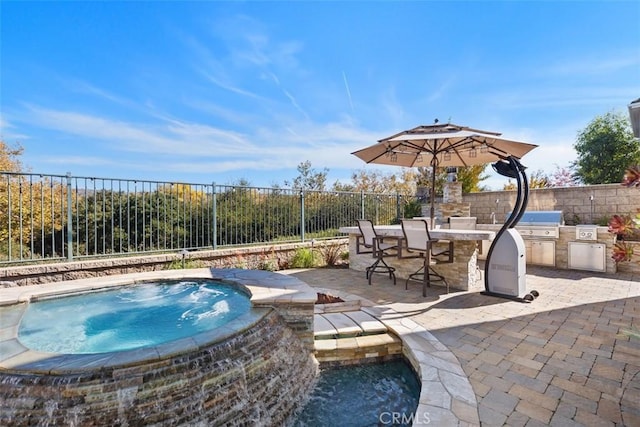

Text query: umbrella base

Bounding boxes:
[481,290,538,303]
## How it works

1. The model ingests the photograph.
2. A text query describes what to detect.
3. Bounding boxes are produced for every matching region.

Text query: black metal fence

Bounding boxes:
[0,172,412,265]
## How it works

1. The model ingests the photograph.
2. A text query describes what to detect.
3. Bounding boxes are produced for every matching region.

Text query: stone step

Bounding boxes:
[313,332,403,363]
[313,310,388,339]
[313,314,339,339]
[342,311,387,335]
[318,312,362,338]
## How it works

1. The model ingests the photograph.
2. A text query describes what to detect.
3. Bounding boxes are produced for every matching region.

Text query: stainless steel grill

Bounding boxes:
[514,211,564,239]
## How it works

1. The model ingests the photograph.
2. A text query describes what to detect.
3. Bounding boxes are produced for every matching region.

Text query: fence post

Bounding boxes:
[66,172,73,261]
[300,190,305,241]
[397,193,402,221]
[212,182,217,250]
[7,175,12,261]
[360,190,365,219]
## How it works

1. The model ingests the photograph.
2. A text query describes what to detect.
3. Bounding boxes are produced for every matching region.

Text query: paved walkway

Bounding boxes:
[286,265,640,426]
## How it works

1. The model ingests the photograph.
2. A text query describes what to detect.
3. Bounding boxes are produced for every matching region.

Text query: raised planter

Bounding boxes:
[615,240,640,275]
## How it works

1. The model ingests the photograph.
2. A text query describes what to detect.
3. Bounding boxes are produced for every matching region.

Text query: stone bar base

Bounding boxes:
[347,236,482,292]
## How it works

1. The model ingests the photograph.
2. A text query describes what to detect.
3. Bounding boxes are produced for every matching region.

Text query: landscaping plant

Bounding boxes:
[608,166,640,262]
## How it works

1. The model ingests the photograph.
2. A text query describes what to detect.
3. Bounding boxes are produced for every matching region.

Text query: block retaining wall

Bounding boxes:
[463,183,640,225]
[0,240,349,287]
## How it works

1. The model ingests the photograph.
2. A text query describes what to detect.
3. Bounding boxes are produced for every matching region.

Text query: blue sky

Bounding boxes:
[2,1,639,190]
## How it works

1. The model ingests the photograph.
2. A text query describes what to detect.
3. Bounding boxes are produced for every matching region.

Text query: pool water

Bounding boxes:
[293,360,420,426]
[18,280,251,354]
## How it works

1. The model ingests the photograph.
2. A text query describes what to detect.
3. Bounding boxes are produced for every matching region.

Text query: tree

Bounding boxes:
[415,166,446,198]
[456,165,490,193]
[503,170,550,190]
[0,140,24,172]
[549,165,580,187]
[1,141,68,260]
[284,161,328,191]
[333,168,416,196]
[573,111,639,184]
[415,164,489,196]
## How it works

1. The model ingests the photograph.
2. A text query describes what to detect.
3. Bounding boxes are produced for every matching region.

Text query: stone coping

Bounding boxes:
[313,287,480,426]
[0,268,317,373]
[0,268,317,306]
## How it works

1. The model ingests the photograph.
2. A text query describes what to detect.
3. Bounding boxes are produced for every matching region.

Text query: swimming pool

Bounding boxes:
[293,360,420,426]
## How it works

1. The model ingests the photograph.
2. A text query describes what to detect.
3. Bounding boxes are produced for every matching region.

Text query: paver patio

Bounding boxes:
[286,265,640,426]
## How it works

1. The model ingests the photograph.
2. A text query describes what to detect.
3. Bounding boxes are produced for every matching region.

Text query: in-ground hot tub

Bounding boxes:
[18,279,252,354]
[0,268,318,426]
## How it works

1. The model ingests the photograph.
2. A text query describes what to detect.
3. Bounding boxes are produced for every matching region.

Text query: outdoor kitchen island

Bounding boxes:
[339,225,495,292]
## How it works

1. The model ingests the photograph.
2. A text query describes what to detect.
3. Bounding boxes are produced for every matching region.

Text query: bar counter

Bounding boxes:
[339,225,495,292]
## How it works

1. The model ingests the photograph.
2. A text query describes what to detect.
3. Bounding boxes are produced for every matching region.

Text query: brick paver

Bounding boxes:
[289,265,640,426]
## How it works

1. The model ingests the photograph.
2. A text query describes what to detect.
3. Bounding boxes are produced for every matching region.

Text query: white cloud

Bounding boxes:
[18,103,383,176]
[343,71,354,111]
[38,155,120,167]
[426,75,457,103]
[0,116,30,141]
[542,53,640,77]
[484,86,637,111]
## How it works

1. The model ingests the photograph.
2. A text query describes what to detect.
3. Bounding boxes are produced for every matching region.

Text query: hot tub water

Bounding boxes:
[18,280,251,354]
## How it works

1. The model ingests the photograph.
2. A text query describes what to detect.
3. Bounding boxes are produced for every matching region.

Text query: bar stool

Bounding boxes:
[400,219,453,296]
[356,219,399,286]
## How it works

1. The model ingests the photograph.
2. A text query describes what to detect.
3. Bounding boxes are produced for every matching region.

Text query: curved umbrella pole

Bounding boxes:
[509,158,530,228]
[483,156,536,302]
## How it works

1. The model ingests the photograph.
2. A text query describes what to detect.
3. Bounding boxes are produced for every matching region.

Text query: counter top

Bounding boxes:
[339,225,495,241]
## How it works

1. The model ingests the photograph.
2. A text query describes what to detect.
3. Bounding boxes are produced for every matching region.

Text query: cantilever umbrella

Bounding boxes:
[351,123,538,220]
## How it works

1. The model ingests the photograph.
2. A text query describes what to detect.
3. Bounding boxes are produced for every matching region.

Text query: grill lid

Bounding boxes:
[509,210,564,226]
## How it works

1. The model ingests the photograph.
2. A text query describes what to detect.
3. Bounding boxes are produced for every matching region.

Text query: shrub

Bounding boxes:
[258,246,278,271]
[608,165,640,263]
[258,259,277,271]
[290,248,319,268]
[317,242,346,266]
[166,259,205,270]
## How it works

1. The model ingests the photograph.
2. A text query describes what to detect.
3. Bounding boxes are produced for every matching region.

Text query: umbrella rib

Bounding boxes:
[487,147,513,160]
[450,146,469,167]
[445,136,519,163]
[397,140,433,153]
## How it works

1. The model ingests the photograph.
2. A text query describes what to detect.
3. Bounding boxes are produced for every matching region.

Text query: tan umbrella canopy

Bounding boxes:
[352,123,538,219]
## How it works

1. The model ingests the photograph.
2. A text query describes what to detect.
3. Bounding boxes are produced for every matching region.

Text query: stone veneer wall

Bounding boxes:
[315,341,403,365]
[0,310,318,426]
[253,299,315,350]
[555,226,617,273]
[463,183,640,225]
[425,182,472,223]
[438,203,471,223]
[0,240,348,287]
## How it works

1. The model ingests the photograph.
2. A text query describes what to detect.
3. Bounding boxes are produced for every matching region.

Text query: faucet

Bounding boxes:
[490,212,496,224]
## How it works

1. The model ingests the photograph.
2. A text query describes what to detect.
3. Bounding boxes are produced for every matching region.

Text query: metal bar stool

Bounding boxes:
[400,219,453,296]
[356,219,399,286]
